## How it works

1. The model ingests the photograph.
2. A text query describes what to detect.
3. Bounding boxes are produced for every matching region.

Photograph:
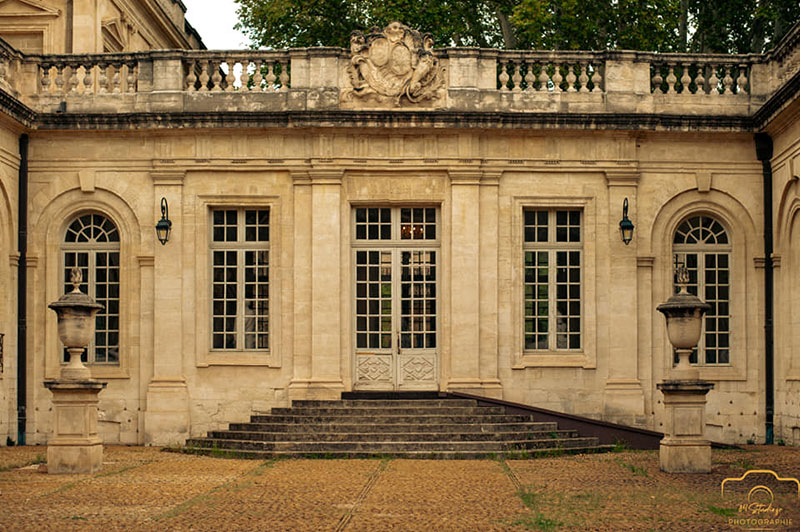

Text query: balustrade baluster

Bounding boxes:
[722,66,734,94]
[566,64,577,92]
[252,60,263,91]
[652,65,664,94]
[40,63,52,94]
[126,61,136,93]
[666,64,677,94]
[198,61,210,91]
[708,65,719,95]
[112,63,122,93]
[225,59,236,91]
[125,61,138,92]
[537,63,549,91]
[185,60,198,91]
[590,63,602,93]
[66,65,78,94]
[694,67,706,95]
[83,64,94,94]
[551,65,563,92]
[211,59,223,92]
[54,64,65,95]
[524,63,535,92]
[511,63,522,92]
[498,61,510,91]
[680,63,692,94]
[278,61,289,92]
[578,63,589,93]
[265,61,277,90]
[97,62,108,93]
[736,64,748,94]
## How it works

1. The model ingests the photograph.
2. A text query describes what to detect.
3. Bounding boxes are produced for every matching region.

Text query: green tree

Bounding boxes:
[234,0,516,48]
[234,0,800,52]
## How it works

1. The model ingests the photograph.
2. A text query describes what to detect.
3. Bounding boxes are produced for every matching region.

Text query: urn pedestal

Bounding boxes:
[656,380,714,473]
[43,380,106,474]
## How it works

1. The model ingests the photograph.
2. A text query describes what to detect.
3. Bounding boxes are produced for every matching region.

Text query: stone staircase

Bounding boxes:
[184,394,614,459]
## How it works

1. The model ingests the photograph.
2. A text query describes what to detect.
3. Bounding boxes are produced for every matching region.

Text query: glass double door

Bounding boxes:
[353,247,438,390]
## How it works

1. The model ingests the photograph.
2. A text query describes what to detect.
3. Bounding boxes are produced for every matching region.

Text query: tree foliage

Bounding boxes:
[234,0,800,53]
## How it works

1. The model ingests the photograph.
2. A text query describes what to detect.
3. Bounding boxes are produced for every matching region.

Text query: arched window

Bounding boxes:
[62,213,120,364]
[673,215,730,365]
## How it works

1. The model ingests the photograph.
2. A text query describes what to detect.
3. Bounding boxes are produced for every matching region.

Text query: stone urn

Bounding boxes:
[48,268,104,380]
[655,265,714,473]
[656,268,711,381]
[45,267,107,474]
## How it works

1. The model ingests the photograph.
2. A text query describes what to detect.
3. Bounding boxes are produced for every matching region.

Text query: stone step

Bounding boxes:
[249,414,536,424]
[184,395,614,460]
[181,445,616,460]
[269,406,507,416]
[208,428,575,442]
[292,399,478,408]
[228,421,558,433]
[186,437,600,453]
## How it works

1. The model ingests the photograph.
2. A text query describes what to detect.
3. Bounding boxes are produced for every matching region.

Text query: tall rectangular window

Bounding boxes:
[523,209,582,351]
[210,208,270,351]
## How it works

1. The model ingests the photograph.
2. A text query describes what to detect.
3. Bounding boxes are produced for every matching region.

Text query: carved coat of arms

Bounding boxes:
[344,22,445,106]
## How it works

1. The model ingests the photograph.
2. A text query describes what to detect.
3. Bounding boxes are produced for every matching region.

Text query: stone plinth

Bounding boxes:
[44,380,107,474]
[657,380,714,473]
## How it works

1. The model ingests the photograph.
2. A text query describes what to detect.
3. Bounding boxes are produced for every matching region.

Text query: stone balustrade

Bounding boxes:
[494,51,605,93]
[34,54,139,96]
[183,51,290,92]
[0,26,797,122]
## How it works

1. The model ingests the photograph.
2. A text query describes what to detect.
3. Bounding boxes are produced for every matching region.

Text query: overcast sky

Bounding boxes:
[182,0,250,49]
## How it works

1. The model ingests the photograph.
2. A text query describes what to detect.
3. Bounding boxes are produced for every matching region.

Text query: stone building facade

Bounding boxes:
[0,11,799,446]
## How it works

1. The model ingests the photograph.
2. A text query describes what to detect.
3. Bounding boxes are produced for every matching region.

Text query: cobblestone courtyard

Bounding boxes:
[0,445,799,531]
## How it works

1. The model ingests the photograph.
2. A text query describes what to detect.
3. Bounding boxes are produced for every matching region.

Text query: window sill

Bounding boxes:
[198,351,277,367]
[514,352,594,369]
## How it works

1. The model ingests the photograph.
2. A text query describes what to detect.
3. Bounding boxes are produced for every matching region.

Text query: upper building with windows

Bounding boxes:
[0,10,799,448]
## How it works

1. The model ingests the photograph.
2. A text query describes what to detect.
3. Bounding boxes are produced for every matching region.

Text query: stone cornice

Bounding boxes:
[753,68,800,130]
[30,110,757,133]
[0,88,36,128]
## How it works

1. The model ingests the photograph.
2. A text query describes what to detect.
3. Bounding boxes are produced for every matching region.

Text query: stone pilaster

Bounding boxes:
[290,169,344,399]
[603,170,645,422]
[447,169,494,394]
[144,170,189,445]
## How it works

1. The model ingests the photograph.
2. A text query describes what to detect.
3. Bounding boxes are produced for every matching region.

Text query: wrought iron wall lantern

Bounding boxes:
[155,197,172,245]
[619,197,635,245]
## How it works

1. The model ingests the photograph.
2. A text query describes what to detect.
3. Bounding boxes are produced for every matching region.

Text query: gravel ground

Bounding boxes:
[0,445,799,531]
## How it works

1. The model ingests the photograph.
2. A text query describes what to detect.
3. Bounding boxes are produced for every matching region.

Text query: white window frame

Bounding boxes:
[673,215,732,367]
[512,197,597,369]
[522,209,583,352]
[194,195,281,369]
[209,208,270,353]
[61,213,121,366]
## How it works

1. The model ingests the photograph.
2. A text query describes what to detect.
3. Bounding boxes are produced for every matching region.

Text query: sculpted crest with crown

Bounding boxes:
[344,22,446,106]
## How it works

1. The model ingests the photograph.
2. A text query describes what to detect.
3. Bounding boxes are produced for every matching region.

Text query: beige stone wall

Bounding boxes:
[0,0,200,54]
[769,100,800,446]
[15,126,770,445]
[0,117,20,445]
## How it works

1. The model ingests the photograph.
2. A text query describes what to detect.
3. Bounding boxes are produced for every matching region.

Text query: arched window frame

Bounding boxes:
[672,215,732,366]
[61,213,121,365]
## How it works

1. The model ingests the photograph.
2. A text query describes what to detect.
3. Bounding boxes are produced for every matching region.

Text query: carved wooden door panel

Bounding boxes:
[353,207,439,390]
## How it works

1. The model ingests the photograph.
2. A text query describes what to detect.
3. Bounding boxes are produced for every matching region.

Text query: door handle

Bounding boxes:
[397,332,401,355]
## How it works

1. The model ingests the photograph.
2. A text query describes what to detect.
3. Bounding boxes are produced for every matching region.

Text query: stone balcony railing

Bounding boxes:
[1,21,798,124]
